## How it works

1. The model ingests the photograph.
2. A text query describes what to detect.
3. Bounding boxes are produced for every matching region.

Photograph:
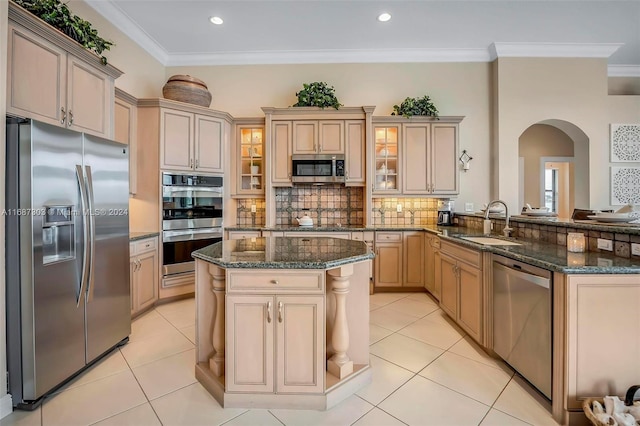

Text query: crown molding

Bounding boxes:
[83,0,169,65]
[489,42,623,61]
[165,48,491,67]
[608,65,640,77]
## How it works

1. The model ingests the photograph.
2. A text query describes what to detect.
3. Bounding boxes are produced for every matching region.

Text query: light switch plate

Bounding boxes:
[250,204,257,213]
[632,243,640,256]
[465,202,474,212]
[597,238,613,251]
[396,203,402,212]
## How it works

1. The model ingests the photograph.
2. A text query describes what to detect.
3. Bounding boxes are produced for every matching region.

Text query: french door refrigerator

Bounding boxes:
[5,117,131,409]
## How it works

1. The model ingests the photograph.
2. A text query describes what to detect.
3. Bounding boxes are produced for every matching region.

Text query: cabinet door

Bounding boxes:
[345,120,365,185]
[276,295,324,393]
[114,95,137,195]
[375,242,403,287]
[236,126,264,195]
[66,55,112,138]
[226,295,275,393]
[403,232,425,287]
[160,109,193,171]
[431,123,458,194]
[457,262,482,342]
[432,248,442,301]
[195,115,224,173]
[318,121,344,153]
[135,250,159,313]
[130,257,137,315]
[403,123,430,194]
[292,121,317,154]
[7,23,66,126]
[373,126,400,194]
[271,121,293,185]
[439,253,458,318]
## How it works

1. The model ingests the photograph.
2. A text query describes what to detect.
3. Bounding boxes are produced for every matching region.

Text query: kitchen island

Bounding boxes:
[191,237,374,409]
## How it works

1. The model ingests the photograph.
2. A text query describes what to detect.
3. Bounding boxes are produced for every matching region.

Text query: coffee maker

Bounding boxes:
[437,200,455,226]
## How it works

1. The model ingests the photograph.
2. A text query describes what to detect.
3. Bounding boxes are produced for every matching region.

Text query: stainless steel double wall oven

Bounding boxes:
[162,173,223,281]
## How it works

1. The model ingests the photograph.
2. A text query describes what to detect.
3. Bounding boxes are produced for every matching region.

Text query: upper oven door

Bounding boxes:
[162,173,223,224]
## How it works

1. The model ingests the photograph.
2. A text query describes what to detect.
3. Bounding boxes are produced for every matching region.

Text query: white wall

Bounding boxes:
[1,0,10,418]
[168,62,494,212]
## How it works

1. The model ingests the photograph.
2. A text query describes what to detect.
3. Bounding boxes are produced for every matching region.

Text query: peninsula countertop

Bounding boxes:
[192,236,374,270]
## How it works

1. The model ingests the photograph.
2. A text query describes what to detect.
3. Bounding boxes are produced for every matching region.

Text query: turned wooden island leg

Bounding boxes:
[327,264,354,379]
[208,264,226,377]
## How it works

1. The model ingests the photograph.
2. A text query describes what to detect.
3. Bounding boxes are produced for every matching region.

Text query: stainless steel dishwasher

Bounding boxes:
[492,254,552,399]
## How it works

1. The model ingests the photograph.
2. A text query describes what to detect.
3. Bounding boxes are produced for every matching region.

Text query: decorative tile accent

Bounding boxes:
[611,167,640,205]
[371,198,439,226]
[274,185,364,227]
[610,124,640,162]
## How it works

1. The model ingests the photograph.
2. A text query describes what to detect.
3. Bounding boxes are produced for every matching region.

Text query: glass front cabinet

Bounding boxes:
[373,125,400,194]
[236,124,265,195]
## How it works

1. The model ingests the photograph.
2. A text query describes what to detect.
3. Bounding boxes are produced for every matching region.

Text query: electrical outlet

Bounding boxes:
[465,202,474,212]
[396,203,402,213]
[597,238,613,251]
[632,243,640,256]
[250,204,256,213]
[597,258,613,267]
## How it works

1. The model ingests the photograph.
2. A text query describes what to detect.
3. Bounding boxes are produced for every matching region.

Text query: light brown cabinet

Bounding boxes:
[226,294,324,394]
[114,89,138,195]
[292,120,344,154]
[344,120,366,185]
[424,234,441,300]
[437,240,483,342]
[130,237,159,316]
[270,121,293,186]
[374,231,424,289]
[7,4,122,139]
[372,117,462,196]
[160,107,228,174]
[234,123,265,195]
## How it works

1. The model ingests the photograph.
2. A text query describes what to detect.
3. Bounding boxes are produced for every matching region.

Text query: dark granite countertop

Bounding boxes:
[225,224,450,233]
[192,237,374,269]
[130,232,160,242]
[438,231,640,274]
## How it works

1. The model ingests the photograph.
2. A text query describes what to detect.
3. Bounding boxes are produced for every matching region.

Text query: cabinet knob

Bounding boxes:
[270,279,279,285]
[68,110,74,125]
[195,159,199,168]
[60,107,66,125]
[190,159,194,169]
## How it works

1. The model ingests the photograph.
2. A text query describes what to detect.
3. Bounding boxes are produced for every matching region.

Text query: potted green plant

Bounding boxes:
[391,95,439,119]
[292,82,343,110]
[12,0,114,64]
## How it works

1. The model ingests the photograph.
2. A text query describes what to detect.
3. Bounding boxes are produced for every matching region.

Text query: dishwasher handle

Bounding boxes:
[493,262,550,289]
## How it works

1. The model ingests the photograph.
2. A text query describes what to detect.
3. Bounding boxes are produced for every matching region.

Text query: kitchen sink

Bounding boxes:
[459,237,522,246]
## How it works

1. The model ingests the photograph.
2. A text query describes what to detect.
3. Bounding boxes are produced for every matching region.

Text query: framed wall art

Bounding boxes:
[610,166,640,205]
[610,124,640,162]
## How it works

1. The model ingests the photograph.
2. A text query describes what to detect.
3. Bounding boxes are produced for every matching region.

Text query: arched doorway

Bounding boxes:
[518,120,590,218]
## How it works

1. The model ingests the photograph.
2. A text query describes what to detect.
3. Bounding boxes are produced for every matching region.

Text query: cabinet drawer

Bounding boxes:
[227,270,325,293]
[440,240,481,269]
[376,232,402,242]
[430,236,441,249]
[135,237,157,254]
[228,231,261,240]
[283,232,350,239]
[351,232,364,241]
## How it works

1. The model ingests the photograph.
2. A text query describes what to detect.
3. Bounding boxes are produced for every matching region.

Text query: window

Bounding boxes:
[544,168,558,213]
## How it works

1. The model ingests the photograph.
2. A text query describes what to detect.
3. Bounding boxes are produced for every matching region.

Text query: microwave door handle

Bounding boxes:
[331,157,336,177]
[75,165,89,307]
[85,166,97,303]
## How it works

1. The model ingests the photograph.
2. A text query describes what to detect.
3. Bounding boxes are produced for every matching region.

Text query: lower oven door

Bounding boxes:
[162,228,223,277]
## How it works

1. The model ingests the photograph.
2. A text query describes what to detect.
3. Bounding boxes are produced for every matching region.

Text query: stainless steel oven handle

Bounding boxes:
[162,185,222,193]
[163,228,223,242]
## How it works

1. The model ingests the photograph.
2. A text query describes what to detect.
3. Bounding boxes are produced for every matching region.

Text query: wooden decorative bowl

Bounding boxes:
[162,75,212,107]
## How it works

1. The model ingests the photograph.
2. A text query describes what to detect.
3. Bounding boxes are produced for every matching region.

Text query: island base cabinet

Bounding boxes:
[226,294,324,394]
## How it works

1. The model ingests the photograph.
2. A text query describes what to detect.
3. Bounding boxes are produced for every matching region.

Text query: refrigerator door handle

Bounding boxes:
[85,165,97,303]
[76,165,89,307]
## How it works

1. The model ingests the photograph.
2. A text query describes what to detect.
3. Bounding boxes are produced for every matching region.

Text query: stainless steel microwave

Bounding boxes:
[291,154,345,183]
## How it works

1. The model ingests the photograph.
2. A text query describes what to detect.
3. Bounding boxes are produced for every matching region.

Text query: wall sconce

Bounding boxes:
[459,150,473,172]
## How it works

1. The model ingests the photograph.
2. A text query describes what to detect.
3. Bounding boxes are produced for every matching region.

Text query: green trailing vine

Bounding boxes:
[12,0,114,65]
[292,82,343,110]
[392,95,439,119]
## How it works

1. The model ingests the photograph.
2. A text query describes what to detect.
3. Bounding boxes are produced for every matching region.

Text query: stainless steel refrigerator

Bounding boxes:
[5,117,131,409]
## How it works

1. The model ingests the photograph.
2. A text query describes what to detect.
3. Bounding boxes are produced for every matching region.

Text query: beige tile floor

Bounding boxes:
[3,293,560,426]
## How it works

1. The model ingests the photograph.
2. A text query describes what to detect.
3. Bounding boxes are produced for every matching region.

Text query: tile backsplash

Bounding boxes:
[274,185,364,226]
[371,198,439,226]
[236,199,266,226]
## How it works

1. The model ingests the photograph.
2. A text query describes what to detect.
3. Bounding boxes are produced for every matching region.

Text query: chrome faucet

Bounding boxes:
[485,200,512,237]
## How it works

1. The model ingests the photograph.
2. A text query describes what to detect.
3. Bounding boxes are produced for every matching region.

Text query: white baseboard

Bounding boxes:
[0,394,13,419]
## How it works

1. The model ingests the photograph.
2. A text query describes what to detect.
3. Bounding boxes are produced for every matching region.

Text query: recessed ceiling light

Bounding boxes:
[377,12,391,22]
[209,16,223,25]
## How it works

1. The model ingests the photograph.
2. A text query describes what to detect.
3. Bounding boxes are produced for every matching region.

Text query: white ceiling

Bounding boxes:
[86,0,640,76]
